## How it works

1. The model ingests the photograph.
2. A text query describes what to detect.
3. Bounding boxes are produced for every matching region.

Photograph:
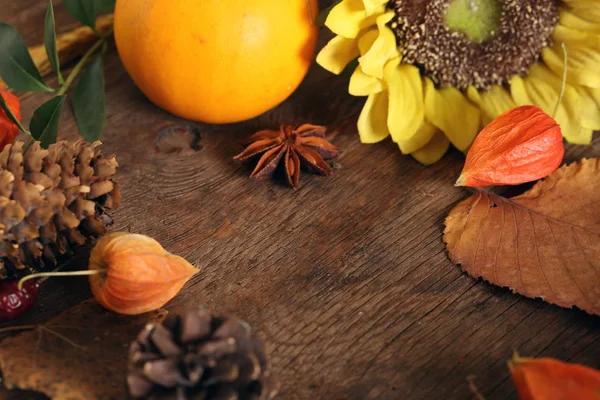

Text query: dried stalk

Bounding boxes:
[466,375,486,400]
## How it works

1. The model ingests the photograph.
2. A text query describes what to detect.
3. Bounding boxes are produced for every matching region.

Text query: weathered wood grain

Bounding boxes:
[1,1,599,399]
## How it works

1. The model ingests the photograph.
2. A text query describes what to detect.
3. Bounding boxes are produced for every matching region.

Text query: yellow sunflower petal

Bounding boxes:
[316,36,360,75]
[358,11,400,79]
[562,125,594,144]
[542,46,600,89]
[325,0,382,39]
[586,86,600,109]
[362,0,389,16]
[423,78,480,152]
[584,86,600,132]
[512,65,595,144]
[480,85,516,125]
[510,72,578,130]
[357,29,379,55]
[349,65,384,96]
[385,59,425,143]
[397,120,437,155]
[558,8,600,33]
[509,75,530,103]
[544,25,600,88]
[525,65,565,111]
[553,21,600,45]
[562,0,600,24]
[357,90,390,143]
[575,87,600,130]
[411,131,450,166]
[530,64,600,130]
[466,86,481,106]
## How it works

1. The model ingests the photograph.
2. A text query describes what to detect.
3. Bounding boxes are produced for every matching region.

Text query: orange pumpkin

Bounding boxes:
[114,0,319,124]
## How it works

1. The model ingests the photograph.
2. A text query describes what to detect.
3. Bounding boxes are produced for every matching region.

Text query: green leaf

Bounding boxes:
[44,1,64,85]
[316,0,342,26]
[62,0,96,30]
[0,23,54,92]
[29,95,66,148]
[95,0,115,13]
[73,57,105,142]
[0,91,27,133]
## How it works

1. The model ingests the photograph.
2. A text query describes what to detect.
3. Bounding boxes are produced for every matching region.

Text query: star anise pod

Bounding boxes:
[234,124,341,190]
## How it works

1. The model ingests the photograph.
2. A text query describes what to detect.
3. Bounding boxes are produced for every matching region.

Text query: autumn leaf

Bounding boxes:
[444,159,600,315]
[0,300,167,399]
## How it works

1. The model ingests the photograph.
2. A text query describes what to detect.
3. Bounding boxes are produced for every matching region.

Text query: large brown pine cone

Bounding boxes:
[127,310,278,400]
[0,140,120,279]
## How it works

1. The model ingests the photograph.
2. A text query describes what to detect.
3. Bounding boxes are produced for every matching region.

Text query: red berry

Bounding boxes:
[0,279,40,322]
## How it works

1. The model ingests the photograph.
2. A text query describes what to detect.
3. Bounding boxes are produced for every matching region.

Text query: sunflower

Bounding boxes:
[317,0,600,165]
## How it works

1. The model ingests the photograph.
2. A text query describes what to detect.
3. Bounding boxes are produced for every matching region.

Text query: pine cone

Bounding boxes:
[0,140,120,279]
[127,310,278,400]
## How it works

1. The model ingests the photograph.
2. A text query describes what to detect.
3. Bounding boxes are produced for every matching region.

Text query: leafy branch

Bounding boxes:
[0,0,114,149]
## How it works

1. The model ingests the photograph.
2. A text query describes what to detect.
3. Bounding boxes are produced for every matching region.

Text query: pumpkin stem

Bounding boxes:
[552,42,567,119]
[18,270,108,291]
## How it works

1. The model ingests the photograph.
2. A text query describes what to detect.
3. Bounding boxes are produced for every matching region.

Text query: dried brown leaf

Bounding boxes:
[0,300,167,399]
[444,159,600,315]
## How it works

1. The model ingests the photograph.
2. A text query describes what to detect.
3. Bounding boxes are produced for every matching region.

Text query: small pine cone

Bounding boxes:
[0,140,120,278]
[127,310,278,400]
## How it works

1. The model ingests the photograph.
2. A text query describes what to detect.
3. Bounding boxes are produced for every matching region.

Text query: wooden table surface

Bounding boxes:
[1,2,599,399]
